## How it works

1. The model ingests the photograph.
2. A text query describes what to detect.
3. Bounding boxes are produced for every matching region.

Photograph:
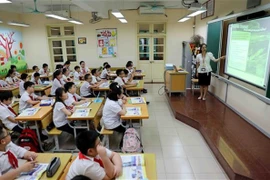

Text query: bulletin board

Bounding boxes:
[96,28,117,58]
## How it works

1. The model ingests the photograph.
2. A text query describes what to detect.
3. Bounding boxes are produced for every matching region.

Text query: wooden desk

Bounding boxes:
[121,97,149,120]
[0,86,19,97]
[108,73,145,80]
[34,85,52,95]
[12,102,19,115]
[126,80,144,96]
[37,153,72,180]
[165,70,188,96]
[40,72,53,80]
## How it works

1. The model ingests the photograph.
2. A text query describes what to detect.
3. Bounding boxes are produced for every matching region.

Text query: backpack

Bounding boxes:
[122,128,143,153]
[18,128,40,152]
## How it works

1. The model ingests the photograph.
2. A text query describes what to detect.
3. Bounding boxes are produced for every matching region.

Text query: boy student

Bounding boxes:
[66,130,123,180]
[39,63,49,75]
[64,82,89,107]
[114,69,137,89]
[74,66,83,81]
[31,73,42,85]
[31,65,39,82]
[0,126,37,179]
[80,74,97,98]
[80,61,90,75]
[91,69,103,86]
[0,91,23,134]
[100,64,111,79]
[19,73,28,97]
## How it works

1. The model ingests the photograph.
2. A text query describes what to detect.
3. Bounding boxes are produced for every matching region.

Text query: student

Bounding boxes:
[39,63,49,75]
[123,69,133,84]
[100,64,111,79]
[10,65,20,77]
[31,72,42,85]
[31,65,39,82]
[19,81,48,113]
[80,61,90,75]
[53,87,75,135]
[103,62,109,69]
[91,69,103,86]
[0,126,37,179]
[114,69,136,88]
[62,68,71,83]
[19,73,28,97]
[80,74,97,98]
[0,91,23,134]
[125,61,135,80]
[74,66,83,81]
[66,130,122,180]
[5,69,19,85]
[64,82,88,106]
[110,82,127,105]
[71,175,91,180]
[55,64,63,71]
[0,80,9,88]
[63,60,71,71]
[50,70,64,96]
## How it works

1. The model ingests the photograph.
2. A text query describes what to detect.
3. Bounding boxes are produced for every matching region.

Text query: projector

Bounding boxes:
[188,2,204,11]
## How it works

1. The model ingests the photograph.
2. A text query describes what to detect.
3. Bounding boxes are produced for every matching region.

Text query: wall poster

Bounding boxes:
[96,28,117,58]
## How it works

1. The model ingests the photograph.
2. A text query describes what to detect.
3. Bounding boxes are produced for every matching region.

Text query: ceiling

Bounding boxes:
[0,0,210,18]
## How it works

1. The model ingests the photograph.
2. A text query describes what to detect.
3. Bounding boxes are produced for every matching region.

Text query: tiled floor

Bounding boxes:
[141,84,229,180]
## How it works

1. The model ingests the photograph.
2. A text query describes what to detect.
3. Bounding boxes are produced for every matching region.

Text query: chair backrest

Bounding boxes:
[44,88,51,96]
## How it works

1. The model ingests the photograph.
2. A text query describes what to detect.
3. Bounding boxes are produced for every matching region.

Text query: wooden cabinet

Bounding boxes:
[165,70,188,96]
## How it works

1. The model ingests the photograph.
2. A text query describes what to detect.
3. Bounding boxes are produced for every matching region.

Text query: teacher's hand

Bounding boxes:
[221,56,226,60]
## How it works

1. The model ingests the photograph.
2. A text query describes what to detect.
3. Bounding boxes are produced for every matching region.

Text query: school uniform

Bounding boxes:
[114,77,125,87]
[39,68,47,75]
[5,77,17,84]
[31,79,42,85]
[0,142,27,176]
[65,92,81,107]
[0,80,8,87]
[62,74,69,83]
[126,68,132,80]
[100,69,108,79]
[92,76,98,84]
[14,71,20,77]
[81,67,90,74]
[51,78,64,96]
[80,81,94,97]
[66,150,112,180]
[19,80,25,96]
[0,103,22,133]
[19,91,38,113]
[30,71,39,82]
[73,71,81,81]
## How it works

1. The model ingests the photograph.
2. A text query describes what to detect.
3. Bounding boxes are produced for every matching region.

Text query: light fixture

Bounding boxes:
[119,18,127,23]
[7,22,30,27]
[188,8,207,17]
[0,0,12,4]
[111,10,124,18]
[68,18,83,25]
[45,13,68,20]
[178,17,190,22]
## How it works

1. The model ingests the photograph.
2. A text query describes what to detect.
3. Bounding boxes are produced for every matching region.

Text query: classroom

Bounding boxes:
[0,0,270,179]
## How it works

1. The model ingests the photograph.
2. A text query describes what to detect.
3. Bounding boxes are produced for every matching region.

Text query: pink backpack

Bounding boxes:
[122,128,143,153]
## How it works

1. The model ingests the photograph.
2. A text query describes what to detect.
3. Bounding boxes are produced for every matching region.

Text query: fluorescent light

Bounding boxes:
[7,22,30,27]
[119,18,127,23]
[178,17,190,22]
[188,9,207,17]
[111,10,124,18]
[0,0,12,4]
[68,19,83,25]
[45,14,68,20]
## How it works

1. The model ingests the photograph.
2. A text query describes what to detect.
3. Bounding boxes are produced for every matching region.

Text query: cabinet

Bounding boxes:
[165,70,188,96]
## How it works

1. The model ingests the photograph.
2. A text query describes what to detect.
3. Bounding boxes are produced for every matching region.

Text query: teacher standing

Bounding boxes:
[196,43,225,100]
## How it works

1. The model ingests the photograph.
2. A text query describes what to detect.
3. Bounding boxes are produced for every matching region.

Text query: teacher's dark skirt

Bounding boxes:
[198,72,211,86]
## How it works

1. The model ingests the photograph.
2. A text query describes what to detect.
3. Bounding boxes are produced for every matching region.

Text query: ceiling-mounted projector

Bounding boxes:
[188,2,204,11]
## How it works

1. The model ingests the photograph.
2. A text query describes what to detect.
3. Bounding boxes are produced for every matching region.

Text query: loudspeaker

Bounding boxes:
[236,11,267,22]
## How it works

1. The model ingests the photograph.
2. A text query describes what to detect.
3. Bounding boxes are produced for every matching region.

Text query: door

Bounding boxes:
[138,36,165,82]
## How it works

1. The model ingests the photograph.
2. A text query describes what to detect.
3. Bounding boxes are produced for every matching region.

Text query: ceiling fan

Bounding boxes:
[140,0,181,10]
[28,0,44,14]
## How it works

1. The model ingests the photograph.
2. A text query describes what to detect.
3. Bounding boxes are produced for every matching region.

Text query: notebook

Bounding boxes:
[40,99,54,106]
[16,163,48,180]
[75,101,91,108]
[129,97,145,104]
[126,107,142,116]
[71,108,91,117]
[19,108,41,116]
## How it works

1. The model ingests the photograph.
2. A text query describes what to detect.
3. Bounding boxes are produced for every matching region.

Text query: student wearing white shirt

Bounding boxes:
[64,82,88,106]
[91,69,103,86]
[19,73,28,96]
[125,61,135,80]
[30,65,39,82]
[50,70,64,96]
[100,64,111,79]
[5,69,19,85]
[0,80,9,88]
[31,72,42,85]
[66,130,122,180]
[19,81,48,113]
[0,91,23,133]
[80,61,90,75]
[114,69,137,89]
[196,43,225,100]
[10,65,20,78]
[80,74,97,98]
[73,66,83,81]
[62,68,72,83]
[0,126,38,179]
[39,63,49,75]
[63,60,71,71]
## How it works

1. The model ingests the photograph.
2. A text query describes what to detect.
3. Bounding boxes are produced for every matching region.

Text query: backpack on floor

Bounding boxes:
[18,128,40,152]
[122,128,143,153]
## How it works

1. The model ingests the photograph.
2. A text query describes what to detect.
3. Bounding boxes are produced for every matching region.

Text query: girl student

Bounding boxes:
[50,70,65,96]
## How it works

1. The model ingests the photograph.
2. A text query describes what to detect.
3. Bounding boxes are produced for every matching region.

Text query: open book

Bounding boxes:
[16,163,48,180]
[117,155,148,180]
[40,99,54,106]
[126,107,142,116]
[99,82,110,88]
[75,101,91,108]
[130,97,145,104]
[71,108,91,117]
[19,108,40,116]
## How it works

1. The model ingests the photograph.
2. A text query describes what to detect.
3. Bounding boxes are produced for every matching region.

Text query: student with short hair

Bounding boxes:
[71,175,91,180]
[103,62,108,69]
[80,74,97,98]
[19,73,28,96]
[10,65,20,77]
[51,70,64,96]
[31,72,42,85]
[39,63,49,75]
[62,68,71,83]
[80,61,90,75]
[74,66,83,81]
[55,64,63,71]
[0,91,23,133]
[91,69,103,85]
[5,69,19,85]
[114,69,136,88]
[125,61,135,80]
[100,64,111,79]
[64,82,89,106]
[0,126,38,179]
[31,65,39,82]
[63,60,71,71]
[66,130,122,180]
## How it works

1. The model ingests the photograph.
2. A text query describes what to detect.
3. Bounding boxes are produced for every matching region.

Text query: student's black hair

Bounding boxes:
[32,65,38,71]
[24,81,34,90]
[33,72,40,78]
[64,60,71,65]
[199,43,207,53]
[91,69,97,75]
[107,83,122,101]
[55,64,63,70]
[123,69,129,75]
[80,61,85,65]
[10,65,16,70]
[20,73,28,80]
[127,61,133,64]
[103,62,108,67]
[84,74,91,80]
[62,68,68,75]
[64,82,75,92]
[74,66,80,70]
[5,69,14,78]
[42,63,48,68]
[76,130,99,155]
[53,87,68,108]
[53,70,62,79]
[126,61,133,68]
[0,91,13,102]
[105,64,111,69]
[71,175,91,180]
[116,69,124,76]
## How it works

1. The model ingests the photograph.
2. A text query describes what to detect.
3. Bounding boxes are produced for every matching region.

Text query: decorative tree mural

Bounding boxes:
[0,32,15,59]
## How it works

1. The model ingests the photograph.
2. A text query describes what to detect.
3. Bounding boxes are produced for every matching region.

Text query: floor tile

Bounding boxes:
[194,173,229,180]
[158,127,178,136]
[142,135,161,146]
[164,158,194,173]
[141,127,160,136]
[157,173,167,180]
[156,157,166,174]
[157,120,176,128]
[176,127,200,137]
[144,146,163,158]
[162,146,187,158]
[166,173,196,180]
[183,146,214,158]
[142,119,158,127]
[179,135,207,146]
[188,158,224,174]
[160,135,183,146]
